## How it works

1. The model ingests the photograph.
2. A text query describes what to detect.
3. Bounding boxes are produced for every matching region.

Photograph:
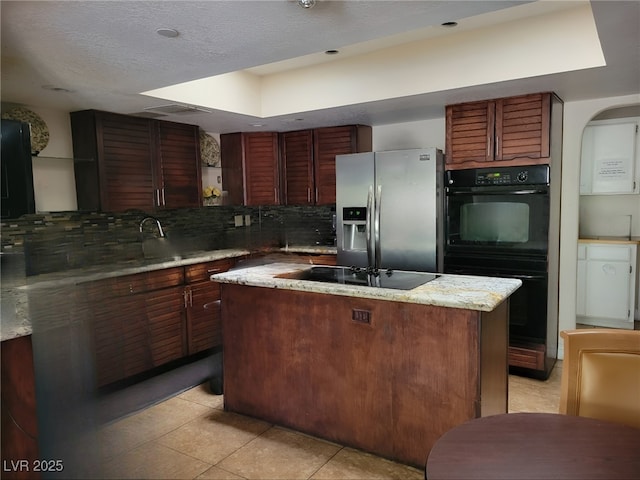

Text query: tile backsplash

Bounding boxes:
[1,205,335,276]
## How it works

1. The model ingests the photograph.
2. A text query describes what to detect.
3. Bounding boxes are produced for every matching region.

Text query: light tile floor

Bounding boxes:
[92,362,562,479]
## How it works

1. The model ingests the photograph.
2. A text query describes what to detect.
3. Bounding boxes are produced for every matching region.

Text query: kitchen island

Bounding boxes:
[211,263,521,468]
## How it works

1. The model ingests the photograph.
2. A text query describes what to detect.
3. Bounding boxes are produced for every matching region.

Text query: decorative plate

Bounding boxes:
[1,107,50,155]
[200,129,221,167]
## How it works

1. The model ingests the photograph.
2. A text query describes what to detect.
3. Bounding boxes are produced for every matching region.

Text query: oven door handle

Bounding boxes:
[446,188,548,195]
[494,273,546,280]
[448,269,545,280]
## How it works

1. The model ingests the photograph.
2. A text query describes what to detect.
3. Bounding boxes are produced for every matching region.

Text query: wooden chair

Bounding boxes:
[560,329,640,428]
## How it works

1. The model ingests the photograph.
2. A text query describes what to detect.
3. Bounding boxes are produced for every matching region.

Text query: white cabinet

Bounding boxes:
[576,241,637,329]
[580,120,639,195]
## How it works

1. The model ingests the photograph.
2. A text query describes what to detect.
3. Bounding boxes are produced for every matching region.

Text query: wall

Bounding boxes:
[557,94,640,358]
[1,105,78,212]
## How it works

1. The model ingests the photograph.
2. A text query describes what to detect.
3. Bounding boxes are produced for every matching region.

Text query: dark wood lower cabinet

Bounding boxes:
[221,284,508,468]
[85,258,238,388]
[1,335,40,480]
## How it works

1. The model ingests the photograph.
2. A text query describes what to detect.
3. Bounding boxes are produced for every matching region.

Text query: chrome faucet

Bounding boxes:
[139,216,166,238]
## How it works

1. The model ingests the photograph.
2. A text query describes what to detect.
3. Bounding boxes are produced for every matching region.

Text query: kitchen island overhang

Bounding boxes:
[211,263,520,468]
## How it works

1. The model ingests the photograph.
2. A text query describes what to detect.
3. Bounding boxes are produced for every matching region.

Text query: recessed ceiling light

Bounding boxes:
[250,123,265,127]
[441,21,458,28]
[156,28,179,38]
[325,49,339,55]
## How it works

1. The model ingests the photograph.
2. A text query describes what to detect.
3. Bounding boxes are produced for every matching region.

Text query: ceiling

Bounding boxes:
[1,1,639,134]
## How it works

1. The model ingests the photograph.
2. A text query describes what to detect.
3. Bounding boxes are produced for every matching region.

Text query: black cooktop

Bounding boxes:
[294,266,439,290]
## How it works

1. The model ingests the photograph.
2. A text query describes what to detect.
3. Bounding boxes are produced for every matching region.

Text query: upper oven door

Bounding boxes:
[445,183,550,256]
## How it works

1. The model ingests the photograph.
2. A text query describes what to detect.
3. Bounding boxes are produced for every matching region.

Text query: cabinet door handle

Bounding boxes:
[156,189,161,207]
[183,289,189,308]
[161,188,166,206]
[307,188,311,203]
[274,188,278,203]
[189,288,193,307]
[207,268,223,273]
[315,188,318,203]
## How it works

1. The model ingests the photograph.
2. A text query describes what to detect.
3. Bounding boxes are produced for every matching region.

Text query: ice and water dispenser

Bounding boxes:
[342,207,367,251]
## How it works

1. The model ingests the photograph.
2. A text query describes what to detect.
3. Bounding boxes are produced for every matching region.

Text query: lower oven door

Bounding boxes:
[444,262,548,343]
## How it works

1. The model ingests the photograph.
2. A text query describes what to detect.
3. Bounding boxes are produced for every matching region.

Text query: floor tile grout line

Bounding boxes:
[305,446,345,480]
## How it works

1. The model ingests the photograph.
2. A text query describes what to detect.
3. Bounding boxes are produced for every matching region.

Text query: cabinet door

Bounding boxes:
[314,126,371,205]
[156,121,202,208]
[185,258,236,354]
[86,267,185,387]
[281,130,314,205]
[580,121,638,195]
[243,132,280,205]
[94,112,156,212]
[446,100,495,166]
[220,133,245,206]
[495,93,550,162]
[144,285,186,366]
[186,281,222,354]
[585,246,633,321]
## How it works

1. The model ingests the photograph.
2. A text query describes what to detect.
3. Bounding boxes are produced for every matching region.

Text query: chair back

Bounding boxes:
[560,329,640,428]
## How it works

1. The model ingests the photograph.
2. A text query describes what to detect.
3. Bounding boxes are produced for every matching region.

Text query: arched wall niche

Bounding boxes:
[557,95,640,358]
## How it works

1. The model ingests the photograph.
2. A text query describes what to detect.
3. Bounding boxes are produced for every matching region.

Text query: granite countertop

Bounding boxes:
[578,238,640,245]
[211,263,521,312]
[1,248,252,342]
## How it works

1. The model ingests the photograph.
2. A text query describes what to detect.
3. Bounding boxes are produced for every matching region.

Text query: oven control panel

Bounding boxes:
[446,165,550,187]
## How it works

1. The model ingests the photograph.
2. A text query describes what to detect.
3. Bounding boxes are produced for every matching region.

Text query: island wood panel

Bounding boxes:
[221,284,508,468]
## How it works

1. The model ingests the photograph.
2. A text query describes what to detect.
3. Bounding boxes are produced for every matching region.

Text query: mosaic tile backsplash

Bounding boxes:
[1,205,335,276]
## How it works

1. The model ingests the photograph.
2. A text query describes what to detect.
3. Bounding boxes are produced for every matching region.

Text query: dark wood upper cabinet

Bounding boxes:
[220,132,280,206]
[0,120,36,219]
[280,130,314,205]
[446,92,562,169]
[71,110,202,212]
[280,125,372,206]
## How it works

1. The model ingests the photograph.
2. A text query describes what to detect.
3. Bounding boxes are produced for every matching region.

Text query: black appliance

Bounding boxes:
[291,265,439,290]
[1,119,35,219]
[444,164,557,379]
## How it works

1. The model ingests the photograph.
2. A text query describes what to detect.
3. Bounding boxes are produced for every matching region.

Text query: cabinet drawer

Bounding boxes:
[587,245,632,262]
[185,259,235,283]
[509,344,545,370]
[85,267,184,298]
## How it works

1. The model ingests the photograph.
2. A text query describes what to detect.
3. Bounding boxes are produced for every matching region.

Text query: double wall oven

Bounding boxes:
[444,164,557,379]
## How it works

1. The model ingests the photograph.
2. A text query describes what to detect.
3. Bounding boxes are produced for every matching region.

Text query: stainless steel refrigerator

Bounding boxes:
[336,148,443,273]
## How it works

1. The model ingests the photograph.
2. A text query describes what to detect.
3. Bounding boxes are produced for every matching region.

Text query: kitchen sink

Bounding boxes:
[277,266,439,290]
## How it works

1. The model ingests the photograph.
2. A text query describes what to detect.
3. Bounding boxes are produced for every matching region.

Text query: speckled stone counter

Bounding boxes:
[211,262,521,312]
[1,249,251,341]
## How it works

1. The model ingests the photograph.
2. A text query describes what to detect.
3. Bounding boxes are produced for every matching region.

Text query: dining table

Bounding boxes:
[425,412,640,479]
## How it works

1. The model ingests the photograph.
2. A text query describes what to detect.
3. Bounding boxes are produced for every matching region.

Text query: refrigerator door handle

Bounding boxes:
[374,184,382,270]
[366,185,375,268]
